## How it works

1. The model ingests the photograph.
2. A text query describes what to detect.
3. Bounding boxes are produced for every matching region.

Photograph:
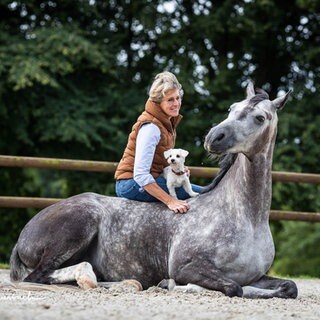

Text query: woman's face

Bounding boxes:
[159,89,181,118]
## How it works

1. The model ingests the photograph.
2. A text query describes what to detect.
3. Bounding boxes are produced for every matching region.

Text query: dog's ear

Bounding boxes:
[164,149,172,159]
[179,149,189,158]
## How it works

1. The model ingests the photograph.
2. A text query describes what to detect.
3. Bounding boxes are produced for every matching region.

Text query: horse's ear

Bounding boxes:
[246,81,255,99]
[272,90,292,111]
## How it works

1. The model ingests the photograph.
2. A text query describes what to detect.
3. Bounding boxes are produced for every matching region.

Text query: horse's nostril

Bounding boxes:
[216,133,225,142]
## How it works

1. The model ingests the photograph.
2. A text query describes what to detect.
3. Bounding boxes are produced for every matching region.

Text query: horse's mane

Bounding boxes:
[200,153,238,194]
[249,88,269,106]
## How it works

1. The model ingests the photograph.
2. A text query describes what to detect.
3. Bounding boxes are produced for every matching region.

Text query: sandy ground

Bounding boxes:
[0,270,320,320]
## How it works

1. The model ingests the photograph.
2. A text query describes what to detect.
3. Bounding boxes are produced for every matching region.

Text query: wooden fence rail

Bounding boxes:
[0,196,319,222]
[0,155,319,222]
[0,155,320,183]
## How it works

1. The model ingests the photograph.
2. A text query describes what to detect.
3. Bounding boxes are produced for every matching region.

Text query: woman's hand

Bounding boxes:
[166,197,190,214]
[143,182,190,214]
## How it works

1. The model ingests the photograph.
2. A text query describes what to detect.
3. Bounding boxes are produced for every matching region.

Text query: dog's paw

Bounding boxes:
[190,192,199,197]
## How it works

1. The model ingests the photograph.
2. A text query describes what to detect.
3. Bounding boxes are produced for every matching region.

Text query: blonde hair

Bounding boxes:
[148,71,184,103]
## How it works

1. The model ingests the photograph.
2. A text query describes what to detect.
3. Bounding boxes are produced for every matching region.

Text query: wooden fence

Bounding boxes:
[0,155,319,222]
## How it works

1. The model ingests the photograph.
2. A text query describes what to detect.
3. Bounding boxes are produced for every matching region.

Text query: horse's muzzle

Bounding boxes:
[204,126,235,154]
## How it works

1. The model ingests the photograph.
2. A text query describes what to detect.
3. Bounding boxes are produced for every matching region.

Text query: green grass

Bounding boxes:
[268,268,319,280]
[0,262,9,269]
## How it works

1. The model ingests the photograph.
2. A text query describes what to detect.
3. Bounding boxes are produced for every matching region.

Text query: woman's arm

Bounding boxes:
[134,123,160,187]
[143,182,190,213]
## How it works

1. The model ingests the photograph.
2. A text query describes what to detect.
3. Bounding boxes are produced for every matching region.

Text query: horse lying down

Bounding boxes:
[10,83,298,299]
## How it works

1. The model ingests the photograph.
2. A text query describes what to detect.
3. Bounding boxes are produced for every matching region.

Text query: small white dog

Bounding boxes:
[163,148,199,199]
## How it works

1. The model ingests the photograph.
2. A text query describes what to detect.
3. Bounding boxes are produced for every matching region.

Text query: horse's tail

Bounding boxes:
[9,244,29,281]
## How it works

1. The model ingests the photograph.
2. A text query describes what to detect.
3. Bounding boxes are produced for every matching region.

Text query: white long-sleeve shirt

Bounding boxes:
[133,123,161,187]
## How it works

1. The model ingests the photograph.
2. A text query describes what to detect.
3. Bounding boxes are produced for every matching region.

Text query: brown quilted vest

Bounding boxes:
[115,99,182,180]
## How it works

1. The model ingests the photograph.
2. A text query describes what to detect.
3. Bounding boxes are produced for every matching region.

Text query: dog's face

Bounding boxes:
[164,148,189,166]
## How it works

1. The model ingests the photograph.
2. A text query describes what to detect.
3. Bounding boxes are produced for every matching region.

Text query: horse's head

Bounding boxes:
[204,83,291,160]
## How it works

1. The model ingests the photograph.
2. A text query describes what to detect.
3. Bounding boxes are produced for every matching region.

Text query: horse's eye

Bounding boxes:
[256,115,265,123]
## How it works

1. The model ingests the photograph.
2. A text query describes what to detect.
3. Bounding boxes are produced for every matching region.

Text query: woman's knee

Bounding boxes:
[116,179,140,199]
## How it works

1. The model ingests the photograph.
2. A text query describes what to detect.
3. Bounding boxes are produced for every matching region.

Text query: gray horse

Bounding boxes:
[10,83,298,298]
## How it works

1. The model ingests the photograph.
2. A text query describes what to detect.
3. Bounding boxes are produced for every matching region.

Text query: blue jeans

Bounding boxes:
[116,177,203,202]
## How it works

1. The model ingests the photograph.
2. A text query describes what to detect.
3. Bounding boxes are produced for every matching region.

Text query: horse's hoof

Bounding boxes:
[224,283,243,297]
[109,279,143,293]
[75,262,97,290]
[280,280,298,299]
[157,279,176,291]
[77,274,98,290]
[120,279,143,291]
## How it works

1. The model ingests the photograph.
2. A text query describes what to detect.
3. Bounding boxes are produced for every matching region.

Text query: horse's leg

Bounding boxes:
[242,275,298,299]
[23,226,98,285]
[48,262,97,289]
[24,261,142,291]
[158,279,206,293]
[23,247,73,284]
[170,257,243,297]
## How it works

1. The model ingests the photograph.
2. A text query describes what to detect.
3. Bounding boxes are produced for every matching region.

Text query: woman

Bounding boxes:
[115,71,202,213]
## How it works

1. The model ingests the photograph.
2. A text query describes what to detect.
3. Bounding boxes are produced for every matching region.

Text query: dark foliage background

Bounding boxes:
[0,0,319,276]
